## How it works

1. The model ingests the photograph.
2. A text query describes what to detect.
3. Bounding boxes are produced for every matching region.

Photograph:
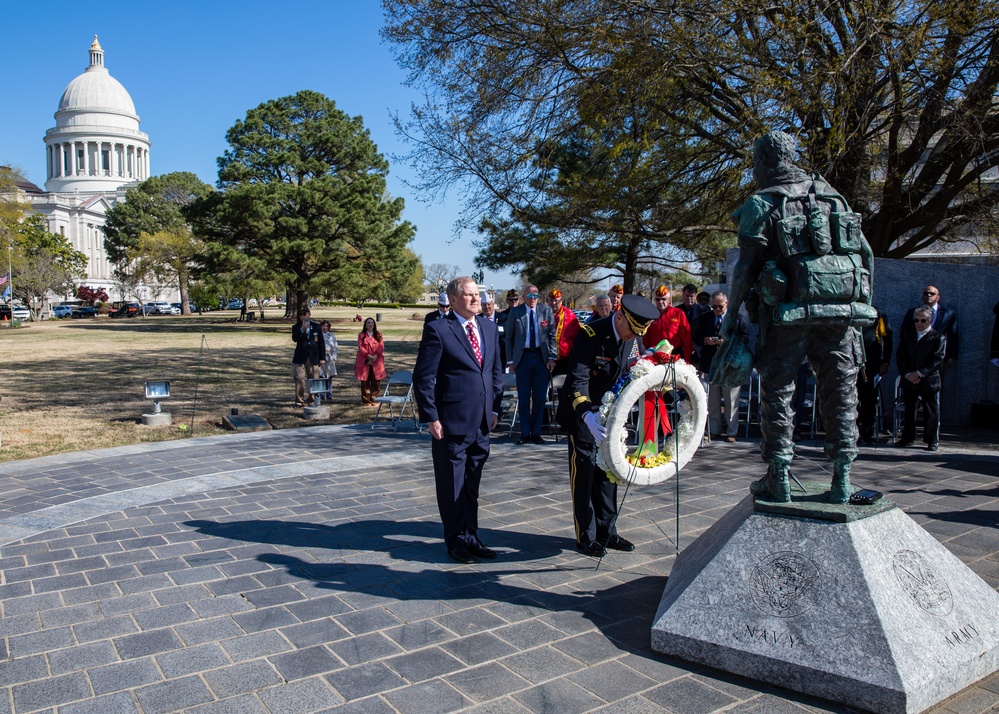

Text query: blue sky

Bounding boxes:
[0,2,520,291]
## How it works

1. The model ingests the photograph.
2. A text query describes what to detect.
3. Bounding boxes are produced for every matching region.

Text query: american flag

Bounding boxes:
[0,275,7,287]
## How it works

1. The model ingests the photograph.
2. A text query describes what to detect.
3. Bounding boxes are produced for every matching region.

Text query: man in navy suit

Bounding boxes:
[414,277,504,563]
[504,284,557,444]
[900,285,958,365]
[693,292,749,442]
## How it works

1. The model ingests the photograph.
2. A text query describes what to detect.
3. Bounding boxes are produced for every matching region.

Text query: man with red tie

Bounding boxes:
[414,277,504,563]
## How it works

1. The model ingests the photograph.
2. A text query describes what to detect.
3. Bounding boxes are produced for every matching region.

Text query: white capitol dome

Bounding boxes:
[44,36,150,193]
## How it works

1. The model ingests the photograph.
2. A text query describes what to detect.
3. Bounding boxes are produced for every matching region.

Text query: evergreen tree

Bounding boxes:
[201,91,416,317]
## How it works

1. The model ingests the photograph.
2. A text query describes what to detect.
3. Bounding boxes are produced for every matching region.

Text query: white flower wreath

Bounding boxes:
[596,359,708,486]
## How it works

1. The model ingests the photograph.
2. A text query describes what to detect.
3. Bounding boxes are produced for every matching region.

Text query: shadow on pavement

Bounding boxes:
[184,518,570,565]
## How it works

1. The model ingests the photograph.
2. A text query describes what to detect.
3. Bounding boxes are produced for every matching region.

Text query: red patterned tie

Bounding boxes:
[466,322,482,365]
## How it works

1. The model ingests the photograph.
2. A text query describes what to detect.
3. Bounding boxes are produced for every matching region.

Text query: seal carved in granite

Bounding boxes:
[893,550,953,616]
[750,551,819,618]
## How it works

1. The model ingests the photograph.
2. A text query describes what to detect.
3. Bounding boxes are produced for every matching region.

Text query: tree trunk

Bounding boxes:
[622,235,641,293]
[285,286,297,319]
[178,267,190,316]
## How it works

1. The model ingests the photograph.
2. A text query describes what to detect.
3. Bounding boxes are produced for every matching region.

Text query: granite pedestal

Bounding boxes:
[651,483,999,713]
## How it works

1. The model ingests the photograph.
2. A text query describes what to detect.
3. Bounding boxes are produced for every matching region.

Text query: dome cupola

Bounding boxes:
[44,36,150,193]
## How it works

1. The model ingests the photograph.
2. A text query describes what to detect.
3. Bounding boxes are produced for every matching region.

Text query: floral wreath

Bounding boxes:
[595,340,708,486]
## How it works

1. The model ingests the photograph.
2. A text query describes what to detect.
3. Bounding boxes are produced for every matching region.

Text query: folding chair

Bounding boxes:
[738,370,760,437]
[499,372,519,436]
[544,374,566,442]
[371,370,416,430]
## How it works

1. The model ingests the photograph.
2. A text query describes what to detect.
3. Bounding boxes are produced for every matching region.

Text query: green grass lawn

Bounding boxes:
[0,307,429,462]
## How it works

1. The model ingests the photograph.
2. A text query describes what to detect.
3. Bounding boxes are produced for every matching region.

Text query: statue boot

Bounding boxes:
[750,459,791,503]
[829,458,854,504]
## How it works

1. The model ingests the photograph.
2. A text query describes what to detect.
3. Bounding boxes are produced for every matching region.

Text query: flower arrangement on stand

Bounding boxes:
[596,340,708,486]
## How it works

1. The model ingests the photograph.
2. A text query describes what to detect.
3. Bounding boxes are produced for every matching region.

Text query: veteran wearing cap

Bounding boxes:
[608,284,625,312]
[557,294,659,557]
[480,291,497,321]
[546,288,580,376]
[424,292,451,324]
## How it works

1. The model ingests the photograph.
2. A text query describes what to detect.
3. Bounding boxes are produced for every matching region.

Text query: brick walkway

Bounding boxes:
[0,426,996,713]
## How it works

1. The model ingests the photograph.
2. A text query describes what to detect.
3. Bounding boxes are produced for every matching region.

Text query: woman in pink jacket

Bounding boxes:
[355,317,386,405]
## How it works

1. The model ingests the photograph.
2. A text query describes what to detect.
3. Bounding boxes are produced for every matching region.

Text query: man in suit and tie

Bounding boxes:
[895,305,946,451]
[900,285,958,365]
[505,284,558,444]
[693,292,749,442]
[414,277,504,563]
[424,292,450,324]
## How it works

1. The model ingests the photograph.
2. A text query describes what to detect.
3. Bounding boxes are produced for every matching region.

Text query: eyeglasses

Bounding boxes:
[711,304,725,310]
[654,297,669,302]
[525,293,539,299]
[922,291,937,296]
[913,318,930,324]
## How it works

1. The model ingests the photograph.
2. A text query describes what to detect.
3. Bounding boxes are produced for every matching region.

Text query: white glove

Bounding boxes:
[583,412,607,444]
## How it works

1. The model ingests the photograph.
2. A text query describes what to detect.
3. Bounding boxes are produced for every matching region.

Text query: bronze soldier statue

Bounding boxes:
[714,131,877,503]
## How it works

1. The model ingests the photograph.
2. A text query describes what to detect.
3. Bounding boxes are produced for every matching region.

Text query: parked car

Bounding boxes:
[110,302,141,318]
[52,304,74,318]
[71,305,98,318]
[226,299,244,311]
[1,305,31,321]
[574,310,591,322]
[171,302,199,314]
[143,301,180,315]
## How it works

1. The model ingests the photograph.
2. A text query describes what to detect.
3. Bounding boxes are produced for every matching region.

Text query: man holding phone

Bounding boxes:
[694,292,748,442]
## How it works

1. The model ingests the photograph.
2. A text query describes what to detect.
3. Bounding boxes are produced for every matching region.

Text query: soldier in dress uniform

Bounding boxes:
[557,294,659,557]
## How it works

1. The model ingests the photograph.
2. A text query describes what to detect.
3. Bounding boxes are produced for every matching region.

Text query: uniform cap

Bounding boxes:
[654,285,670,298]
[619,294,658,336]
[438,292,449,306]
[548,289,562,299]
[480,292,494,304]
[506,289,519,299]
[609,284,624,295]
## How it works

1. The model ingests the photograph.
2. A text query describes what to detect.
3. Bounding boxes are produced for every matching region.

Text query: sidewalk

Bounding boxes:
[0,426,996,714]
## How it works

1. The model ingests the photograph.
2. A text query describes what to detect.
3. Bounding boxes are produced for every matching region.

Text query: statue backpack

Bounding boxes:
[757,177,877,327]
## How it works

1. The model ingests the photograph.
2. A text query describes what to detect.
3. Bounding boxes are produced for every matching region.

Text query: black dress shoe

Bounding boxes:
[927,443,939,452]
[530,435,545,445]
[576,541,606,557]
[467,542,497,559]
[448,545,475,564]
[604,535,635,552]
[516,436,531,445]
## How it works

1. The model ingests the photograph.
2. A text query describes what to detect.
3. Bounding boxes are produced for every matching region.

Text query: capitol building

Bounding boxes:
[12,36,152,298]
